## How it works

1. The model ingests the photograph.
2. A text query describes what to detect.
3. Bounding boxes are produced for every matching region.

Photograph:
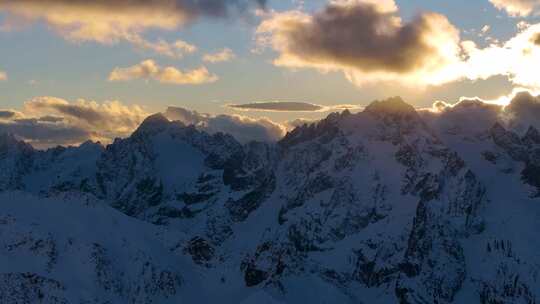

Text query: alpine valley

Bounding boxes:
[2,95,540,304]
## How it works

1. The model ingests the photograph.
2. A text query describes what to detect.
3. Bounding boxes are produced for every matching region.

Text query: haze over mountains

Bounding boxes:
[2,94,540,303]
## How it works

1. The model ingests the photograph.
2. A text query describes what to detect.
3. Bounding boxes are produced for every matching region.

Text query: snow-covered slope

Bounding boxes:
[1,96,540,303]
[0,192,206,304]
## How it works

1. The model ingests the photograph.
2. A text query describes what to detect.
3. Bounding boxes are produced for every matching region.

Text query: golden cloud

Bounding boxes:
[0,70,7,81]
[0,97,150,147]
[23,97,149,140]
[0,0,264,57]
[108,60,218,85]
[489,0,540,16]
[127,37,198,59]
[203,48,236,63]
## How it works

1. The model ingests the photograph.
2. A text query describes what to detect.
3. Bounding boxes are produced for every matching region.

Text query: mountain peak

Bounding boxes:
[134,113,171,135]
[0,132,34,155]
[364,96,417,117]
[523,126,540,145]
[0,132,19,143]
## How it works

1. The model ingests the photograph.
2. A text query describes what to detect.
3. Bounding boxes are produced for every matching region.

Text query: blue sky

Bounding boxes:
[1,0,540,146]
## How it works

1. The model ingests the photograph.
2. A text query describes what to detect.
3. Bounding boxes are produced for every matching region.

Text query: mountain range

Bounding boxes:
[1,95,540,303]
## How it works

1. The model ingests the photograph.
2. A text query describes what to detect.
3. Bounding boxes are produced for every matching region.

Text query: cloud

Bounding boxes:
[127,37,198,58]
[0,97,150,148]
[503,91,540,132]
[229,101,324,112]
[0,0,264,56]
[164,106,286,143]
[228,101,363,112]
[489,0,540,16]
[421,90,540,136]
[256,0,540,91]
[285,118,317,130]
[460,23,540,90]
[256,0,464,86]
[108,60,218,85]
[0,70,7,81]
[420,98,504,135]
[0,119,91,148]
[0,110,19,119]
[203,48,236,63]
[533,32,540,45]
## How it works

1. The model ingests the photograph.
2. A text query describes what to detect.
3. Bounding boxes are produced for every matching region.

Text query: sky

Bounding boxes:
[2,0,540,147]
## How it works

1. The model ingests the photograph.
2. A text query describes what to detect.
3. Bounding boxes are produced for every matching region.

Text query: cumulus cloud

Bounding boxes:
[23,97,149,137]
[0,119,91,148]
[461,23,540,90]
[108,60,218,85]
[489,0,540,16]
[256,0,464,86]
[164,106,286,143]
[420,98,504,135]
[0,0,264,56]
[503,91,540,132]
[285,118,317,129]
[255,0,540,90]
[421,90,540,136]
[203,48,236,63]
[0,97,150,148]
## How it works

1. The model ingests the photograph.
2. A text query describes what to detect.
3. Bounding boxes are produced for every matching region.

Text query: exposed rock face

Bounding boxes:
[0,133,35,191]
[1,97,540,303]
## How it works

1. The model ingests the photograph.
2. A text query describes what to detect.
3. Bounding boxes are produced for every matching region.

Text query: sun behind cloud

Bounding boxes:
[256,0,465,87]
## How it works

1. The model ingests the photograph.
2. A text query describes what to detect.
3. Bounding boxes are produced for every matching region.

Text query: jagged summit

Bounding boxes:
[0,132,33,152]
[140,112,170,127]
[133,113,173,135]
[364,96,418,118]
[523,126,540,145]
[279,109,349,148]
[0,132,20,143]
[281,97,430,147]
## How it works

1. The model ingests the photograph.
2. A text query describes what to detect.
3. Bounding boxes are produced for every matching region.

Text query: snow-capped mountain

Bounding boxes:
[1,96,540,303]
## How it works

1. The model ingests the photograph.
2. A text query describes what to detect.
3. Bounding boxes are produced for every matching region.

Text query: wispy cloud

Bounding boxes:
[108,60,218,85]
[127,36,198,58]
[203,48,236,63]
[229,101,324,112]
